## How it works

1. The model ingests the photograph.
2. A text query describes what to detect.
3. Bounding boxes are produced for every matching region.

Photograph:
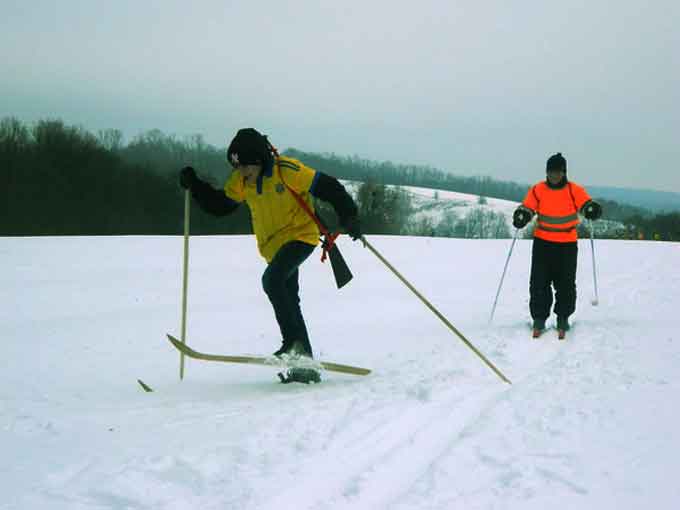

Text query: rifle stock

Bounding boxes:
[327,241,353,289]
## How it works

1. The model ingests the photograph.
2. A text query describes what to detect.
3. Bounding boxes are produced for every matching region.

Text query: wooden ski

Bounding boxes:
[166,334,371,376]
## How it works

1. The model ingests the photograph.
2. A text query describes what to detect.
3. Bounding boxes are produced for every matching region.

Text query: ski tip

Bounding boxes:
[166,334,185,349]
[137,379,153,392]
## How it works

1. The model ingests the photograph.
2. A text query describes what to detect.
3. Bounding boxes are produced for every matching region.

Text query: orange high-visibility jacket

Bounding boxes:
[521,181,592,243]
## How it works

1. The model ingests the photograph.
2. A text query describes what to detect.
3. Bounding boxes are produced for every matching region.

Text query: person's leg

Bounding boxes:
[553,242,578,327]
[261,241,315,356]
[529,238,552,327]
[283,268,313,356]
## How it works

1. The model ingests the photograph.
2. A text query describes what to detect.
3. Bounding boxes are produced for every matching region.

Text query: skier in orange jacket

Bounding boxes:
[512,153,602,334]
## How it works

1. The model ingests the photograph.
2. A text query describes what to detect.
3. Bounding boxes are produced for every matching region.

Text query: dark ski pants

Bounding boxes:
[529,238,578,321]
[262,241,315,356]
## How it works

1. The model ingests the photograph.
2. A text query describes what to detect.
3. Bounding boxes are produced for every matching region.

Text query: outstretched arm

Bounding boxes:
[180,166,239,217]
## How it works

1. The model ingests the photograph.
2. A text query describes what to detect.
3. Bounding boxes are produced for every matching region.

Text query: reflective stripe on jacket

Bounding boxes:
[224,156,320,262]
[522,181,591,243]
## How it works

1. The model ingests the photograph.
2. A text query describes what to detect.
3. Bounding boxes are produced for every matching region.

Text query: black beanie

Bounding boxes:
[227,128,270,166]
[546,152,567,173]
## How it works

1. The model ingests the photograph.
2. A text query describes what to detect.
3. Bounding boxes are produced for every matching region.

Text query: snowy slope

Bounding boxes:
[401,185,518,235]
[2,235,679,510]
[343,181,519,234]
[343,181,623,238]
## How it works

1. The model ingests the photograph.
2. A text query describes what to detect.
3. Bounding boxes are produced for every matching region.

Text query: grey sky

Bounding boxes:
[2,0,679,192]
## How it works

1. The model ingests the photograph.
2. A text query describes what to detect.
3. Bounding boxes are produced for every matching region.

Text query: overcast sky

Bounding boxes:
[2,0,679,192]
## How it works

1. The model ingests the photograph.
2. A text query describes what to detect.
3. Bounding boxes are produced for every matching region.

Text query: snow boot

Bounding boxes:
[274,339,312,358]
[273,342,292,357]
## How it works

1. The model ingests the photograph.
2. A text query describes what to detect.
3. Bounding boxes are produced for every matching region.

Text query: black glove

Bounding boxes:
[512,208,532,229]
[341,215,362,241]
[179,166,198,190]
[582,201,602,220]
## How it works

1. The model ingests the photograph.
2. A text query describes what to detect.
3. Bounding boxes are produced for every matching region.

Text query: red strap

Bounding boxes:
[275,157,339,263]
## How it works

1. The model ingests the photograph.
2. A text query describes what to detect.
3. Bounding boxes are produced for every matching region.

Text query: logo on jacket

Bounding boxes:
[275,183,285,194]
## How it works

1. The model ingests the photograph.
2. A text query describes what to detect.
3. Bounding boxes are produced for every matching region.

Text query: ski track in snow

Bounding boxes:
[2,236,679,509]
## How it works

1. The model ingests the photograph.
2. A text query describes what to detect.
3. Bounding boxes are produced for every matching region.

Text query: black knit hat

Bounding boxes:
[227,128,271,167]
[546,152,567,173]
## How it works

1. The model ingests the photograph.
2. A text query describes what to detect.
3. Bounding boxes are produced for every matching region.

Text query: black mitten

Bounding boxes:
[512,208,532,229]
[179,166,198,190]
[582,201,602,220]
[341,215,362,241]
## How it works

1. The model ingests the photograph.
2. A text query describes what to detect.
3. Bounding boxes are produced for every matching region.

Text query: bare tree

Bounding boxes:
[97,129,124,152]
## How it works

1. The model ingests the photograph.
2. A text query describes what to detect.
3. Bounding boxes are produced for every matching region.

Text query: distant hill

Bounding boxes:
[585,186,680,213]
[341,181,624,240]
[282,148,679,214]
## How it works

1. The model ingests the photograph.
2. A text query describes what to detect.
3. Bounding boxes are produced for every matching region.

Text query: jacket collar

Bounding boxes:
[255,158,275,194]
[546,176,568,190]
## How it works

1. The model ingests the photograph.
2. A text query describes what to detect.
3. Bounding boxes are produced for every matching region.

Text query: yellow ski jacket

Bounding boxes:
[224,156,320,262]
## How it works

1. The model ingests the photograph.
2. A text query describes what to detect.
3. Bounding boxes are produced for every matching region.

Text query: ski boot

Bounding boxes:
[532,318,546,338]
[278,368,321,384]
[557,316,570,340]
[274,340,320,384]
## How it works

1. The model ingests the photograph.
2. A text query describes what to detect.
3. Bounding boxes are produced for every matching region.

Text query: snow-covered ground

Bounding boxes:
[402,184,518,219]
[3,234,679,509]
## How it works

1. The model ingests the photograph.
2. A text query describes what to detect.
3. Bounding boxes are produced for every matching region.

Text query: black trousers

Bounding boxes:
[261,241,315,356]
[529,238,578,321]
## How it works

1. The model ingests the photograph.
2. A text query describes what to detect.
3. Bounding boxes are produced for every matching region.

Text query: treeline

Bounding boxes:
[286,149,679,241]
[2,117,678,240]
[0,118,251,236]
[620,212,680,241]
[284,148,529,203]
[284,149,653,225]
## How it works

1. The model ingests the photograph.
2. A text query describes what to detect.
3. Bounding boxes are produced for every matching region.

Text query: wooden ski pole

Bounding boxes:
[362,236,511,385]
[180,189,190,380]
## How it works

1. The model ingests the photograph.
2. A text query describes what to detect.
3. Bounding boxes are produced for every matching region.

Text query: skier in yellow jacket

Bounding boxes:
[512,153,602,336]
[179,128,361,382]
